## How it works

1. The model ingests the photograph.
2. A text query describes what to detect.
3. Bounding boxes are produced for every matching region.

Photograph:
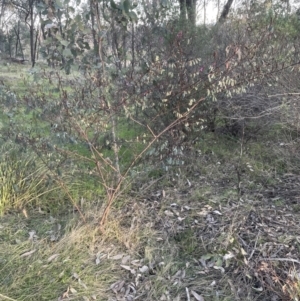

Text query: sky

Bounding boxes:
[197,1,220,24]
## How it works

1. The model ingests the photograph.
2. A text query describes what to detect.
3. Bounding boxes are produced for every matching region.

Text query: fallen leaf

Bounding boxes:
[131,259,141,266]
[210,280,216,286]
[20,249,36,257]
[126,285,136,296]
[252,286,263,292]
[120,265,136,274]
[173,270,182,279]
[111,254,124,260]
[22,208,28,218]
[110,280,125,293]
[96,252,106,265]
[185,287,190,301]
[122,255,131,264]
[240,247,247,255]
[38,207,46,214]
[47,253,59,262]
[223,252,235,260]
[69,287,77,294]
[199,258,206,268]
[139,265,149,273]
[191,290,205,301]
[28,230,37,241]
[59,286,70,300]
[164,210,174,217]
[79,279,88,290]
[160,294,167,300]
[199,254,212,267]
[213,266,225,273]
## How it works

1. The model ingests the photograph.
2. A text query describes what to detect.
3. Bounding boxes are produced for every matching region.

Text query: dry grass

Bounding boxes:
[1,74,300,300]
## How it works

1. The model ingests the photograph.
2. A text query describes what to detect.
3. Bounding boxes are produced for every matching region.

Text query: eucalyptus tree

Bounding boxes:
[0,0,18,54]
[179,0,197,25]
[0,0,8,28]
[8,0,43,66]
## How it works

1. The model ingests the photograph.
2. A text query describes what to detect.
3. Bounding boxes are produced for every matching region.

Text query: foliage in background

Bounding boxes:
[1,1,300,300]
[0,0,300,220]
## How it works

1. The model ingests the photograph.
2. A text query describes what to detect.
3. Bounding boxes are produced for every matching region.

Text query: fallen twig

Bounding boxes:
[259,258,300,264]
[0,293,18,301]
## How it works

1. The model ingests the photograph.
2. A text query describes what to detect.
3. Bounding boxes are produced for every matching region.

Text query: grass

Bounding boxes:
[0,143,57,215]
[0,128,300,300]
[1,61,300,300]
[0,213,114,300]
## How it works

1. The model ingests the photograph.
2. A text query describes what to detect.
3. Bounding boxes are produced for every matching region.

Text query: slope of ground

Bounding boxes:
[1,125,300,301]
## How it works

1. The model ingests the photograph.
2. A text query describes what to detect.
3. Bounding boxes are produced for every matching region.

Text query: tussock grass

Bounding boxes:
[0,212,120,301]
[0,143,59,215]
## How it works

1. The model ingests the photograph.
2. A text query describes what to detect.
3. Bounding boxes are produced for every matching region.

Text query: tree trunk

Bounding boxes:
[13,21,24,59]
[179,0,197,26]
[14,23,19,57]
[218,0,234,23]
[179,0,187,22]
[186,0,197,26]
[131,22,135,79]
[90,0,98,55]
[29,1,36,67]
[34,28,39,64]
[204,0,206,25]
[0,0,5,28]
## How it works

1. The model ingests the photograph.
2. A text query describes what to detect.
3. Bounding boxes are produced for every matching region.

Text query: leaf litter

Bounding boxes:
[2,143,300,301]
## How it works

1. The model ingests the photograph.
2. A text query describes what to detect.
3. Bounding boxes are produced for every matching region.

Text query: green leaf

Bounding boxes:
[161,0,169,8]
[54,0,64,9]
[60,40,69,46]
[110,0,118,9]
[83,42,90,50]
[123,0,130,14]
[215,257,223,267]
[42,19,53,26]
[201,254,213,260]
[128,11,138,22]
[63,48,73,57]
[71,48,78,57]
[75,15,82,22]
